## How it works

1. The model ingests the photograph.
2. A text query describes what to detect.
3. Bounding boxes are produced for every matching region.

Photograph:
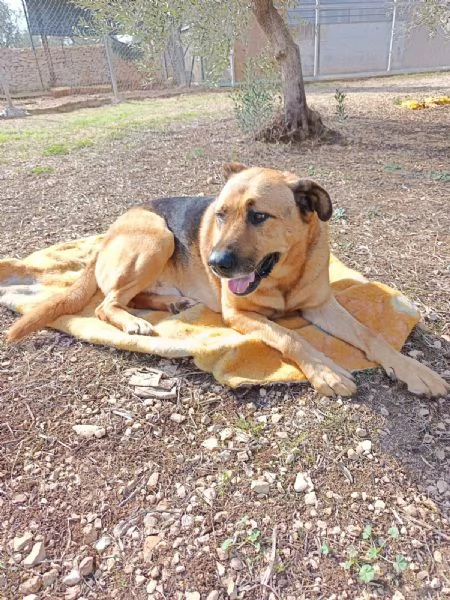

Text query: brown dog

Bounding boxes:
[6,164,448,397]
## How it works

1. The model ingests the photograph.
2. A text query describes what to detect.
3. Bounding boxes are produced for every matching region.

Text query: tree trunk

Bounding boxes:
[250,0,326,140]
[166,26,188,87]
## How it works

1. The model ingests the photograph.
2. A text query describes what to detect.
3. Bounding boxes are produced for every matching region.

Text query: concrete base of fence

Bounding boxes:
[0,106,29,119]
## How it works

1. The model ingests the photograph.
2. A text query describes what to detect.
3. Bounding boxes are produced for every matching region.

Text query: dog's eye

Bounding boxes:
[248,211,271,226]
[216,212,226,225]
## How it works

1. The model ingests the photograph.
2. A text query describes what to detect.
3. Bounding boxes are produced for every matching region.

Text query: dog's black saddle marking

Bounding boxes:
[142,196,215,262]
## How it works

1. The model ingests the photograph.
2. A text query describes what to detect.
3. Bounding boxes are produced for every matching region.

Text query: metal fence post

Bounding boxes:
[313,0,321,78]
[387,0,397,71]
[104,35,120,103]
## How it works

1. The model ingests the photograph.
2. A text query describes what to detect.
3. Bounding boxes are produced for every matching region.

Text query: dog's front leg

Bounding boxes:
[222,306,356,397]
[303,297,449,397]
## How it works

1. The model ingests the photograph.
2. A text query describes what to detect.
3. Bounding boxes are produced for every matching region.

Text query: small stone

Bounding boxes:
[95,535,111,552]
[42,569,58,588]
[392,592,405,600]
[271,413,283,424]
[304,491,317,506]
[251,480,270,495]
[433,550,443,563]
[206,592,220,600]
[355,427,367,438]
[135,574,146,585]
[13,532,33,552]
[216,561,226,576]
[176,484,187,499]
[219,428,234,441]
[64,584,81,600]
[185,593,201,600]
[147,580,158,594]
[347,448,357,459]
[181,515,194,530]
[434,448,446,461]
[143,535,161,562]
[72,424,106,439]
[356,440,372,454]
[230,557,243,570]
[79,556,94,577]
[23,596,39,600]
[20,575,41,595]
[417,570,429,580]
[294,472,313,493]
[170,413,186,424]
[82,523,97,545]
[408,350,424,359]
[374,499,385,510]
[430,578,441,590]
[23,542,46,568]
[202,437,219,450]
[62,569,81,587]
[12,493,27,504]
[147,472,160,488]
[150,565,161,579]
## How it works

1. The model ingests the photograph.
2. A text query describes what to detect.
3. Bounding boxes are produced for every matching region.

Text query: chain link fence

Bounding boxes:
[0,0,449,110]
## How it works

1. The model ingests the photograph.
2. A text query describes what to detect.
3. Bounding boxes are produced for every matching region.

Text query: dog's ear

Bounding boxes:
[284,173,332,222]
[223,162,248,180]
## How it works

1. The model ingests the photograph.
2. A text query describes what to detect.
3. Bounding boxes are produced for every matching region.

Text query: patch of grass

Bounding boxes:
[430,170,450,182]
[0,94,232,162]
[73,138,95,149]
[235,417,265,436]
[331,207,347,222]
[334,88,348,120]
[384,162,402,171]
[30,165,55,175]
[185,147,205,160]
[43,143,69,156]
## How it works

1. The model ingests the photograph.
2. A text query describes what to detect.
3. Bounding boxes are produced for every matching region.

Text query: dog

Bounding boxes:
[6,164,448,398]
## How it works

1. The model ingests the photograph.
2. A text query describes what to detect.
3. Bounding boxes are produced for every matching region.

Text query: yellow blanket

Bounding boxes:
[0,236,421,387]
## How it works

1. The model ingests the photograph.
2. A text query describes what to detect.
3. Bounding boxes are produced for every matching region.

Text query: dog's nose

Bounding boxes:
[208,249,238,276]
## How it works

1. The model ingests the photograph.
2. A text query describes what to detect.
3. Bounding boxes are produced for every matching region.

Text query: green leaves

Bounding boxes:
[359,563,376,583]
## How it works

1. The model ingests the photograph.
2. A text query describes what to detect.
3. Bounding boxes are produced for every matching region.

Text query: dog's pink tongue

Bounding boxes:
[228,272,255,294]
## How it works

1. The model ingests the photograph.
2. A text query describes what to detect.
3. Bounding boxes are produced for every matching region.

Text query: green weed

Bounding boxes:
[30,165,55,175]
[43,143,69,156]
[334,88,348,120]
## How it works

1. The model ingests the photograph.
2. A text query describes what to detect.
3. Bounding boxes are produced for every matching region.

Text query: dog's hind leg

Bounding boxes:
[94,209,175,335]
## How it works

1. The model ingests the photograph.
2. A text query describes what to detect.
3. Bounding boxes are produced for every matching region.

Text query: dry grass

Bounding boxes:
[0,73,449,600]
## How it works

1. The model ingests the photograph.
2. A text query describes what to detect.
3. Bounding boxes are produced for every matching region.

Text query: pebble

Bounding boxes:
[304,491,317,506]
[230,557,243,570]
[181,515,194,530]
[135,574,146,585]
[13,531,33,552]
[79,556,94,577]
[72,424,106,439]
[356,440,372,454]
[62,569,81,587]
[430,578,441,590]
[23,596,39,600]
[355,427,367,438]
[95,535,111,552]
[374,499,385,510]
[147,580,158,594]
[23,541,46,568]
[202,437,219,450]
[206,592,220,600]
[220,428,234,441]
[147,472,160,488]
[294,472,313,493]
[185,593,201,600]
[65,584,81,600]
[20,575,41,594]
[12,493,27,504]
[42,569,58,588]
[143,535,161,562]
[170,413,186,424]
[251,480,270,495]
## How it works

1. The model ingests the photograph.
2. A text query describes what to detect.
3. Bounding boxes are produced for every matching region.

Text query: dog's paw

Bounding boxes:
[388,357,449,397]
[124,317,155,336]
[169,298,197,315]
[307,361,357,397]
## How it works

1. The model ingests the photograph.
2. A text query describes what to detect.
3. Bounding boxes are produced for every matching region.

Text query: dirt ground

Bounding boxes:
[0,73,449,600]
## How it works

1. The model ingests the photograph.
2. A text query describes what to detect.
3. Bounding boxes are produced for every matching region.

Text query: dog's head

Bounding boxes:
[207,163,332,296]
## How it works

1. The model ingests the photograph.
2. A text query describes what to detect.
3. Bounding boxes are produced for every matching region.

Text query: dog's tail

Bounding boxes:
[7,257,99,343]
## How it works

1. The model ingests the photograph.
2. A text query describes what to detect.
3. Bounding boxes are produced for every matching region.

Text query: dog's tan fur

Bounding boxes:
[6,164,448,397]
